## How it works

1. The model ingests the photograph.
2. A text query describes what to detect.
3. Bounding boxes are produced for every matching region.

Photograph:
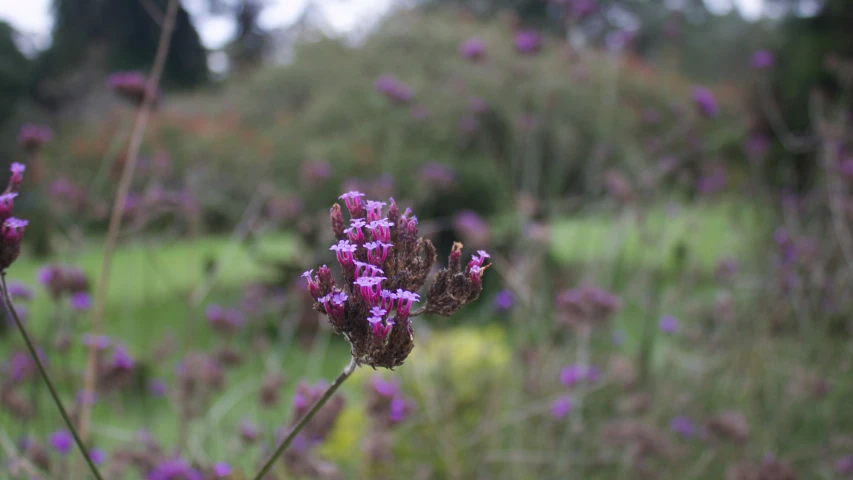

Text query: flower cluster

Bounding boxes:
[17,124,53,153]
[0,164,28,271]
[374,75,414,104]
[692,86,718,118]
[37,264,90,300]
[302,192,487,368]
[205,305,245,335]
[459,37,486,61]
[107,71,158,106]
[282,381,345,478]
[555,285,622,328]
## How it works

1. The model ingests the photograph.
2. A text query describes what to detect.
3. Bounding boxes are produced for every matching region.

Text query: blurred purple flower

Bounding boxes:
[697,165,728,195]
[82,333,111,350]
[112,345,134,370]
[560,364,599,388]
[7,281,33,301]
[70,292,92,311]
[17,124,52,152]
[836,456,853,474]
[692,87,718,118]
[459,37,486,61]
[419,162,455,189]
[90,448,106,465]
[389,396,408,423]
[212,462,231,478]
[670,416,696,438]
[147,458,203,480]
[149,379,168,397]
[107,71,156,106]
[375,75,414,104]
[494,289,514,311]
[76,390,97,406]
[515,30,541,54]
[605,30,633,51]
[659,315,679,333]
[551,396,573,418]
[570,0,598,18]
[240,420,259,443]
[48,430,73,455]
[751,50,774,69]
[453,210,491,247]
[746,133,771,160]
[372,376,401,397]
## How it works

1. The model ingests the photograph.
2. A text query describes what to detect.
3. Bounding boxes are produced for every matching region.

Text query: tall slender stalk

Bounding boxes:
[252,358,358,480]
[1,274,104,480]
[79,0,181,441]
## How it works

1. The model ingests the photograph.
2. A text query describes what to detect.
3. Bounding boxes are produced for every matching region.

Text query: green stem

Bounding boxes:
[0,274,104,480]
[251,357,357,480]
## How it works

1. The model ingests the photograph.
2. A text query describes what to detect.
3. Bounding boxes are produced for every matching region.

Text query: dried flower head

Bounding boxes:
[107,71,158,106]
[17,124,52,153]
[305,194,488,368]
[555,285,622,328]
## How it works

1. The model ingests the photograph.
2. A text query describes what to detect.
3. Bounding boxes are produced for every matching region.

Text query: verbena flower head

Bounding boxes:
[420,162,456,189]
[751,49,774,69]
[494,289,514,311]
[374,75,414,104]
[0,193,17,221]
[89,448,106,465]
[0,217,27,270]
[555,285,622,328]
[212,462,231,478]
[48,430,73,455]
[692,86,719,118]
[670,416,696,439]
[551,396,573,418]
[70,292,92,311]
[107,71,157,106]
[304,194,487,368]
[515,30,542,54]
[659,315,679,333]
[147,458,203,480]
[17,124,52,153]
[459,37,486,61]
[7,163,25,194]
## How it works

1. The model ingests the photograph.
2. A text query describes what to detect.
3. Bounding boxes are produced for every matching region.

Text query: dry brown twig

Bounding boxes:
[79,0,181,441]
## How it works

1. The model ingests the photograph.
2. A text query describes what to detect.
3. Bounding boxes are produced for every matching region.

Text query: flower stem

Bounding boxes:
[0,274,104,480]
[251,357,357,480]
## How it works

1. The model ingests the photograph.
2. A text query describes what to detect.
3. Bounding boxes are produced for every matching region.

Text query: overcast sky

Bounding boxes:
[0,0,764,53]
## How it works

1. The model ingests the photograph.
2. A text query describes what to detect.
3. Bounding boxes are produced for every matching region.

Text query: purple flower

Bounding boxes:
[670,416,696,439]
[420,162,456,189]
[569,0,598,18]
[515,30,541,54]
[330,239,358,267]
[301,160,333,184]
[494,289,514,311]
[355,276,386,305]
[76,390,97,405]
[459,37,486,61]
[8,163,25,193]
[7,352,34,382]
[49,430,73,455]
[82,333,111,350]
[551,396,573,418]
[89,448,106,465]
[364,241,392,265]
[389,396,408,423]
[7,281,32,300]
[2,217,28,243]
[112,345,134,370]
[659,315,679,333]
[374,75,414,104]
[212,462,231,477]
[240,420,259,443]
[0,193,18,220]
[560,364,599,387]
[692,87,718,118]
[107,71,156,106]
[366,218,394,243]
[394,289,420,319]
[836,456,853,474]
[372,376,400,397]
[453,210,490,247]
[751,50,774,69]
[149,379,168,397]
[70,292,92,311]
[17,124,53,152]
[147,458,203,480]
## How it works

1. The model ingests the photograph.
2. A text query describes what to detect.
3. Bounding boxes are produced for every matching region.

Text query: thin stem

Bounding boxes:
[0,274,104,480]
[79,0,180,441]
[252,357,358,480]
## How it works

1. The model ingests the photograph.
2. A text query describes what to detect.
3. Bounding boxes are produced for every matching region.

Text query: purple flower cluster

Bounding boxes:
[37,264,89,299]
[692,87,718,118]
[0,164,29,270]
[751,50,774,69]
[147,458,203,480]
[515,30,541,54]
[369,376,411,423]
[375,75,414,104]
[555,285,622,328]
[560,364,601,388]
[459,37,487,61]
[205,305,245,335]
[107,71,156,106]
[17,124,53,153]
[419,162,456,189]
[303,192,487,368]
